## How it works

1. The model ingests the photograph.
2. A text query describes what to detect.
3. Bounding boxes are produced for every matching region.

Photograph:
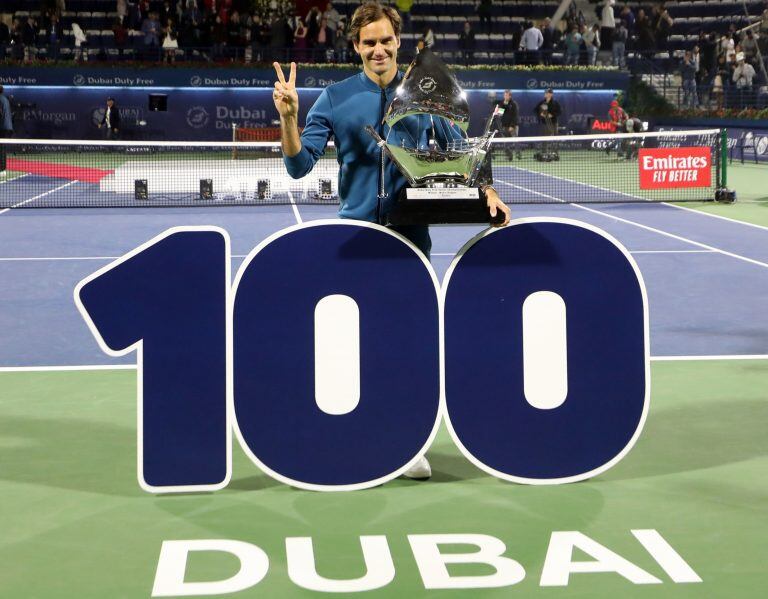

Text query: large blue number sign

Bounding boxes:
[75,219,649,493]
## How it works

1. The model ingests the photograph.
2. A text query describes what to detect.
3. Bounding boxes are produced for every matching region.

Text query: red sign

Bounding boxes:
[591,119,617,132]
[638,147,711,189]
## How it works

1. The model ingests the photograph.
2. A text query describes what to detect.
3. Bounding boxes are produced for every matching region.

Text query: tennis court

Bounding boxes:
[1,142,767,596]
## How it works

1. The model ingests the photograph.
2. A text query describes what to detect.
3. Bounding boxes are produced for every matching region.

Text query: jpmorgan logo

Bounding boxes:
[418,76,437,94]
[186,106,210,129]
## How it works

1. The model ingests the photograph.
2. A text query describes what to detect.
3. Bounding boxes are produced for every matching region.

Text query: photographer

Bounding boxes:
[534,88,561,136]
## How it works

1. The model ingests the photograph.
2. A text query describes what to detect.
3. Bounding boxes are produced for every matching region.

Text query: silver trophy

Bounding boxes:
[365,48,500,225]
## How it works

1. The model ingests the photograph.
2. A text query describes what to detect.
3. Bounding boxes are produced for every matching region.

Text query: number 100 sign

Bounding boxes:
[75,219,649,493]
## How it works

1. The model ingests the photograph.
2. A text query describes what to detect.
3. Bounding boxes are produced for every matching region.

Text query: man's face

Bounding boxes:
[354,17,400,76]
[544,91,552,101]
[503,91,511,102]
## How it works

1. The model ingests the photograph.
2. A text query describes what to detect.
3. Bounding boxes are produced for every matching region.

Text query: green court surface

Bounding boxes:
[674,163,768,227]
[1,359,766,597]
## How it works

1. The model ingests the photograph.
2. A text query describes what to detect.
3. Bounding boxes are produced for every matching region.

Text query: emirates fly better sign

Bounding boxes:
[638,146,711,189]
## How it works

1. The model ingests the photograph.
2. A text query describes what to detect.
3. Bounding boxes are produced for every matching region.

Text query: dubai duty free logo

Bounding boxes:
[186,106,210,129]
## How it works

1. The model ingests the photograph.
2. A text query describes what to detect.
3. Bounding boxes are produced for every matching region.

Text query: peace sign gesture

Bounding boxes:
[273,61,298,120]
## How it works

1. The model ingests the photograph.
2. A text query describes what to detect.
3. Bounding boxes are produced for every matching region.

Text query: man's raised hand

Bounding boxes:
[273,61,299,119]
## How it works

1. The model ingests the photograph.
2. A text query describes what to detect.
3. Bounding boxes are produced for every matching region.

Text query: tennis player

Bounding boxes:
[273,1,510,481]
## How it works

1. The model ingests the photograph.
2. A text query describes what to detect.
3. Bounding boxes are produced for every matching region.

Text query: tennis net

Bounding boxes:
[0,129,726,209]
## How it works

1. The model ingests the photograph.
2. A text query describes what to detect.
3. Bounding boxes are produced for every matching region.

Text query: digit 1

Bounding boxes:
[75,227,230,492]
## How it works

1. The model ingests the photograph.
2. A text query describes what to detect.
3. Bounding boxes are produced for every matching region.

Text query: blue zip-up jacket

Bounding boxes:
[284,70,460,222]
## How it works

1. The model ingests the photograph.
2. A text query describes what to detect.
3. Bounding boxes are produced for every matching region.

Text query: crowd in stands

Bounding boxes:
[0,0,766,96]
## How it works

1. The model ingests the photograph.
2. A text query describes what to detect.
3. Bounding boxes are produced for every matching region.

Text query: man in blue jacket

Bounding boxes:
[273,1,510,480]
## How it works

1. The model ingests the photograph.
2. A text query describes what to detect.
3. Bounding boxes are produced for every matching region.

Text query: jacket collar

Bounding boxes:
[358,69,404,93]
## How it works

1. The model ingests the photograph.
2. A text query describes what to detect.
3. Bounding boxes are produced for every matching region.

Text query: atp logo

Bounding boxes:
[418,77,437,94]
[186,106,210,129]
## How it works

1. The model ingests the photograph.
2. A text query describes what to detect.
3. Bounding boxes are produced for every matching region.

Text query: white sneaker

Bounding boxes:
[402,455,432,480]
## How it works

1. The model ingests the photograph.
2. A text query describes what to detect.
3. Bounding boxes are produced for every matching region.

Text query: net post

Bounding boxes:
[720,128,728,189]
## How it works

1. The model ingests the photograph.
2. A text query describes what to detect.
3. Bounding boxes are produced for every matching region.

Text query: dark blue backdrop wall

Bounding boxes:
[2,64,627,140]
[8,87,618,140]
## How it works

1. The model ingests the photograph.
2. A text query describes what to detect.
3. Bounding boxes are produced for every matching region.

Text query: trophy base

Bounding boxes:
[385,187,505,226]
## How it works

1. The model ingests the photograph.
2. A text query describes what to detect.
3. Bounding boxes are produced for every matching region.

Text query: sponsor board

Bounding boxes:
[638,147,711,189]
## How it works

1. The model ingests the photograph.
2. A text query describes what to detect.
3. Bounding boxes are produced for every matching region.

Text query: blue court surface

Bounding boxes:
[1,187,767,368]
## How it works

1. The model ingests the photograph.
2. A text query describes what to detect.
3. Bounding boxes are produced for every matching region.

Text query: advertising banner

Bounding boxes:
[0,66,629,92]
[8,87,617,140]
[638,147,711,189]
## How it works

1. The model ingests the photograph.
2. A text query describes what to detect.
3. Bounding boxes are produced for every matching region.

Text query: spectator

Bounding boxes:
[226,10,244,54]
[620,4,635,37]
[163,18,179,62]
[719,33,735,63]
[269,11,290,63]
[681,50,698,108]
[601,0,615,52]
[654,7,673,53]
[46,14,63,60]
[733,52,756,104]
[564,24,582,65]
[117,0,128,22]
[0,86,13,175]
[211,14,227,60]
[636,9,655,59]
[141,11,162,60]
[458,19,475,65]
[583,23,600,65]
[71,22,88,62]
[699,32,716,80]
[22,17,39,62]
[113,18,128,59]
[98,97,121,140]
[541,17,554,64]
[322,2,342,32]
[290,15,308,62]
[478,0,491,34]
[493,89,521,159]
[0,19,10,60]
[306,6,321,49]
[250,13,267,62]
[395,0,413,33]
[316,16,334,61]
[741,30,758,66]
[519,21,543,65]
[711,56,728,109]
[612,19,627,68]
[333,21,348,62]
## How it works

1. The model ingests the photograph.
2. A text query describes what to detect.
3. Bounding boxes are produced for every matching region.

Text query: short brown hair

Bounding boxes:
[348,2,401,42]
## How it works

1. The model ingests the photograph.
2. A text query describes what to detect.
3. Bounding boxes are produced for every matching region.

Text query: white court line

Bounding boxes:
[660,201,768,233]
[0,364,137,372]
[496,180,768,270]
[0,250,721,262]
[503,162,768,233]
[431,250,715,257]
[0,173,29,186]
[287,190,303,224]
[651,355,768,361]
[2,355,767,372]
[0,180,77,216]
